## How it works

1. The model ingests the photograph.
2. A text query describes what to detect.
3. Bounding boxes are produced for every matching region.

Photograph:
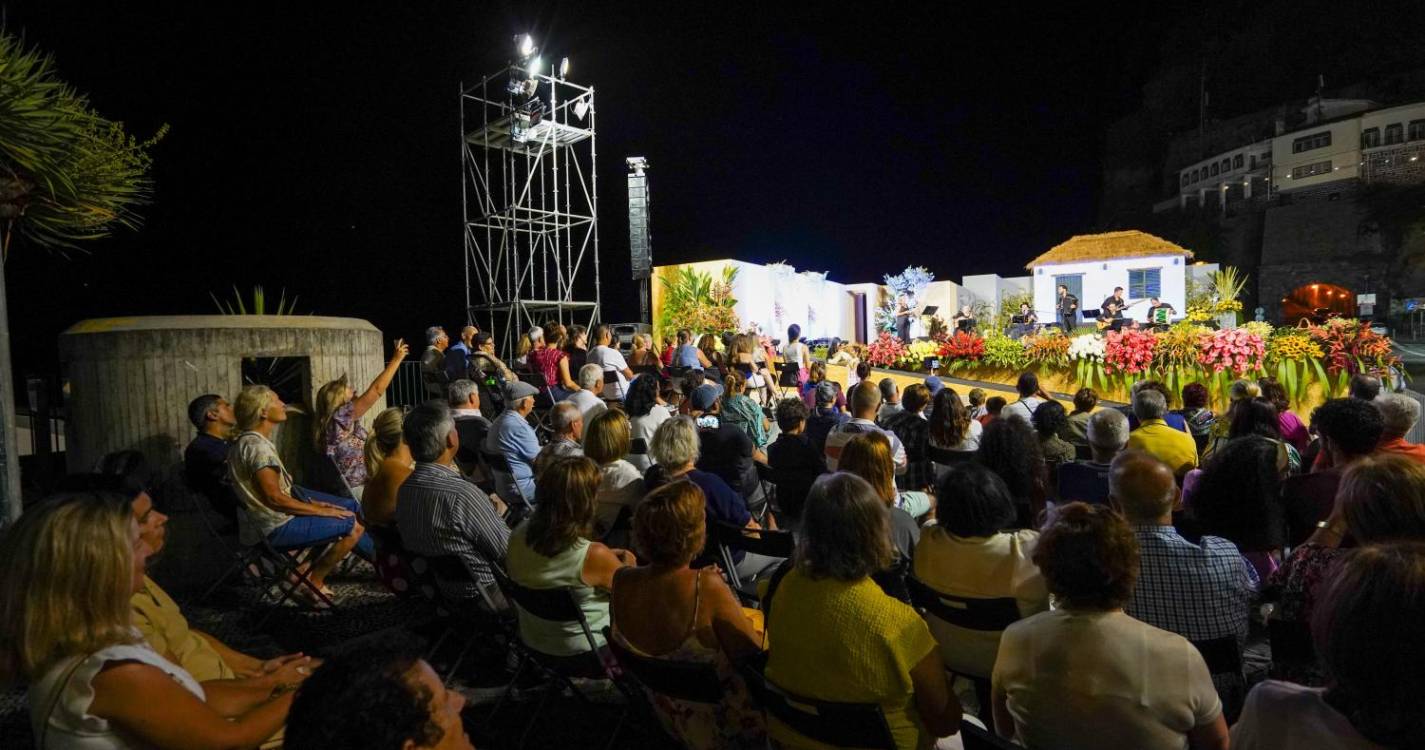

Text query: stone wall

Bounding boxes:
[58,315,385,475]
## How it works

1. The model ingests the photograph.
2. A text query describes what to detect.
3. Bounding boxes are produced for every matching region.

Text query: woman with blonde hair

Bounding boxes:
[628,332,658,368]
[730,334,772,404]
[584,409,646,541]
[313,338,409,491]
[360,407,414,527]
[0,492,294,749]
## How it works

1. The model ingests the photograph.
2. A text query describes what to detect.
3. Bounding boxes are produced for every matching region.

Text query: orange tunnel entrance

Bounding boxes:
[1281,282,1357,325]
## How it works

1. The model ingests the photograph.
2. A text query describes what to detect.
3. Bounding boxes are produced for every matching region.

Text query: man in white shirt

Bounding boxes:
[584,324,634,400]
[566,364,608,426]
[824,380,907,473]
[1000,371,1047,425]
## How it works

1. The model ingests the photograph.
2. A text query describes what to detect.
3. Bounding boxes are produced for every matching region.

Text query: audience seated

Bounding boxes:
[1268,454,1425,629]
[584,409,645,540]
[530,323,580,400]
[1056,408,1129,505]
[886,383,933,491]
[444,325,476,383]
[824,379,907,472]
[1125,389,1198,478]
[1201,379,1262,456]
[697,333,724,376]
[977,396,1006,426]
[564,324,591,376]
[1229,398,1302,472]
[535,401,584,477]
[977,417,1048,528]
[1233,542,1425,749]
[913,463,1049,681]
[485,381,543,504]
[285,641,475,750]
[470,330,517,386]
[627,332,659,368]
[1348,372,1382,401]
[229,385,370,596]
[609,481,767,748]
[1124,380,1191,433]
[568,363,608,425]
[719,370,771,451]
[991,502,1229,750]
[1062,387,1097,446]
[586,324,635,400]
[1372,391,1425,463]
[764,473,962,749]
[1031,400,1076,466]
[420,326,450,400]
[361,409,416,527]
[927,387,982,460]
[397,402,510,606]
[1176,383,1216,454]
[447,379,491,476]
[1111,451,1257,716]
[624,372,673,473]
[506,457,636,659]
[999,372,1048,425]
[183,393,240,521]
[673,328,712,370]
[804,381,849,455]
[966,387,987,419]
[876,378,904,427]
[766,397,828,526]
[1187,435,1289,579]
[688,383,764,500]
[1257,377,1310,453]
[0,492,294,749]
[800,361,846,412]
[1280,398,1383,546]
[648,416,781,581]
[839,433,925,599]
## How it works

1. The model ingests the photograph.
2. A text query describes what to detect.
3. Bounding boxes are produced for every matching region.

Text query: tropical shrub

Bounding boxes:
[981,333,1028,371]
[866,332,908,368]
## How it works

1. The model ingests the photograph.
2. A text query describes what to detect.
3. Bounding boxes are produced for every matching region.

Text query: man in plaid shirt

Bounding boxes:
[1111,451,1258,715]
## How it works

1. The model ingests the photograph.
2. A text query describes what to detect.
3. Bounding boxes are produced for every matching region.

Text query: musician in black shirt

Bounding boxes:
[1056,284,1079,332]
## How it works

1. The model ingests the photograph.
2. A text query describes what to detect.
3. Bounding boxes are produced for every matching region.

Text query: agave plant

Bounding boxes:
[210,285,303,315]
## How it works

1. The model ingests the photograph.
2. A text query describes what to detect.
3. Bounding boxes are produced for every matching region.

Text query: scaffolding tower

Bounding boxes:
[460,62,600,356]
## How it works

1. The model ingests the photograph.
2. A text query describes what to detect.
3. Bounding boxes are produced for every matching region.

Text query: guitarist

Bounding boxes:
[1100,287,1128,331]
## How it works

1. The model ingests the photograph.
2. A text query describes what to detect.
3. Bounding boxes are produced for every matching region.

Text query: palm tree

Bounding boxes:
[0,29,164,523]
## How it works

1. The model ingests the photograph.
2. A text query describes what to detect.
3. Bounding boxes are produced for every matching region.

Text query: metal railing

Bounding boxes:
[388,361,428,409]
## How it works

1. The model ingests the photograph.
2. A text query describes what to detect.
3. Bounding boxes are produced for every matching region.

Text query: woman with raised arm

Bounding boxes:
[313,338,409,491]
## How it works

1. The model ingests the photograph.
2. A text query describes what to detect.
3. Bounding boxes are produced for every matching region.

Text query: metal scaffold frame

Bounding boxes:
[460,63,600,356]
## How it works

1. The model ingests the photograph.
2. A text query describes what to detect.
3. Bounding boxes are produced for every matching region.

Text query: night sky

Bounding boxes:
[7,2,1177,382]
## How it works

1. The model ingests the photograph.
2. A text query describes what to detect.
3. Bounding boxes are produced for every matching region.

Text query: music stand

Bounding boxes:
[921,306,938,317]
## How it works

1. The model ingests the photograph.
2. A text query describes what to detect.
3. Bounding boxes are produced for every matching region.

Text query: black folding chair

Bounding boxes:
[960,719,1020,749]
[480,448,532,517]
[305,452,356,499]
[487,563,632,749]
[776,361,801,398]
[1268,618,1315,676]
[928,445,979,467]
[710,520,795,605]
[628,437,649,458]
[906,575,1021,724]
[603,625,725,743]
[632,364,663,378]
[739,655,897,750]
[1192,635,1247,722]
[752,461,778,524]
[417,554,514,686]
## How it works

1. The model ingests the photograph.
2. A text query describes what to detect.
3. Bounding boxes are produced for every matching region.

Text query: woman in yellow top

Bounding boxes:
[764,472,961,749]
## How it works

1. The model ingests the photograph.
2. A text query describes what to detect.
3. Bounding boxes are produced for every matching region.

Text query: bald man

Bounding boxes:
[1111,451,1257,714]
[445,324,479,381]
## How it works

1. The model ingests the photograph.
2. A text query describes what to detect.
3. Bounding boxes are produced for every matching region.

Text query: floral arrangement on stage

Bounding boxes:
[876,265,935,333]
[845,318,1401,407]
[656,265,741,339]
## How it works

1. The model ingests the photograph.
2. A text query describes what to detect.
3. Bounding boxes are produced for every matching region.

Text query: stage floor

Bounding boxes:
[824,364,1126,410]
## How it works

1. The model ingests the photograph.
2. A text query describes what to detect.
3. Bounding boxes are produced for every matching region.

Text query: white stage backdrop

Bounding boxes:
[652,259,860,342]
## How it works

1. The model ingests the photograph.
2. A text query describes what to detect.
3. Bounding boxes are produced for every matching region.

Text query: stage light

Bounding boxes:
[560,57,570,77]
[574,100,589,120]
[519,35,535,58]
[529,56,542,76]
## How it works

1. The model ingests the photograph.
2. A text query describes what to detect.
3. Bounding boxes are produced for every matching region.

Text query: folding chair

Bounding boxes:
[906,574,1021,724]
[960,718,1020,750]
[603,625,724,742]
[752,461,779,525]
[417,554,515,686]
[710,520,795,606]
[601,367,623,405]
[628,438,649,459]
[480,447,532,520]
[631,364,662,379]
[304,453,356,500]
[487,563,633,749]
[1192,635,1246,722]
[739,655,897,750]
[1267,617,1315,677]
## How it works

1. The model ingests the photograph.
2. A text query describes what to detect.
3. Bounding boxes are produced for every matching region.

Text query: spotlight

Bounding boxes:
[560,57,570,78]
[529,56,542,76]
[574,100,589,120]
[519,35,535,58]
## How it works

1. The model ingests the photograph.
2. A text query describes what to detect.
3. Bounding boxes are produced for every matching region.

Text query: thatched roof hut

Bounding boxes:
[1026,230,1193,269]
